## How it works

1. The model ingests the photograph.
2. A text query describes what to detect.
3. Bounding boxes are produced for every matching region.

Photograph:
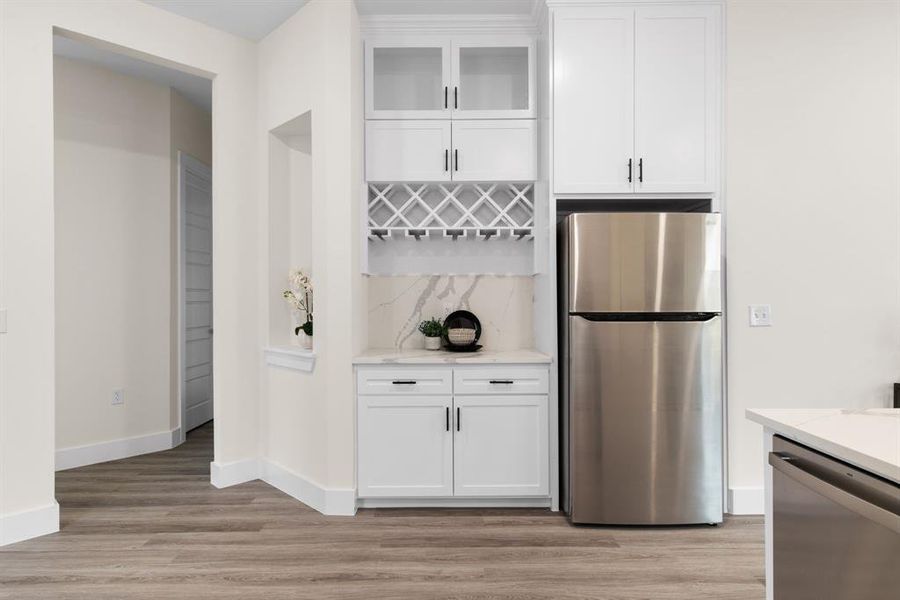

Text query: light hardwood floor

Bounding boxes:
[0,423,765,599]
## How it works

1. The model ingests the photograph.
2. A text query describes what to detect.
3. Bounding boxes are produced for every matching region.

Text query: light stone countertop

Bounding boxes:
[353,348,552,365]
[746,408,900,483]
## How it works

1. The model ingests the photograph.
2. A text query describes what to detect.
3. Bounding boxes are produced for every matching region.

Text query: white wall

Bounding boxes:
[0,0,258,545]
[54,56,173,452]
[257,0,364,505]
[725,0,900,507]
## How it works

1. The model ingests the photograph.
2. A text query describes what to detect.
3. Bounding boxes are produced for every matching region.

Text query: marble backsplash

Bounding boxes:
[367,276,534,351]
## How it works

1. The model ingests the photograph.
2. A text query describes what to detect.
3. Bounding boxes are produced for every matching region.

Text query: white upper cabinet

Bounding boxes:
[366,120,452,182]
[366,37,535,120]
[366,39,452,120]
[553,4,721,196]
[451,120,537,182]
[553,8,635,194]
[452,38,536,119]
[634,6,720,193]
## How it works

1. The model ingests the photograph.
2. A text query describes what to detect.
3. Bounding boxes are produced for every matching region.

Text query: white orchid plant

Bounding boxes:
[283,269,313,336]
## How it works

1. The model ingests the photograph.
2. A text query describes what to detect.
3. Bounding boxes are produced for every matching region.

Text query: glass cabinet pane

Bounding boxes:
[458,46,529,111]
[373,47,444,112]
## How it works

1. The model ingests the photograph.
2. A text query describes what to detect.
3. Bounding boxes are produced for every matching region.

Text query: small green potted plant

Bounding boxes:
[418,317,444,351]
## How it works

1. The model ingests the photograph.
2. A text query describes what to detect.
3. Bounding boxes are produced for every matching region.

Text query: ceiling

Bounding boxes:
[140,0,310,41]
[54,35,213,111]
[139,1,536,41]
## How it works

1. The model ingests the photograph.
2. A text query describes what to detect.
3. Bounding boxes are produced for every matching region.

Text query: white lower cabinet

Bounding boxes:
[357,365,549,502]
[358,394,452,497]
[453,395,549,497]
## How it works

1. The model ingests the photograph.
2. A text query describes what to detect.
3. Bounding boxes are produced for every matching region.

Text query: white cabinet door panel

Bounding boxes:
[453,395,549,497]
[365,39,452,120]
[358,395,453,497]
[553,8,634,194]
[366,120,451,182]
[634,6,720,193]
[451,120,536,182]
[452,37,536,119]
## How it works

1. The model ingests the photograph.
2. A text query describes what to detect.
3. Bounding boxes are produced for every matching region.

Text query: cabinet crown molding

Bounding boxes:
[360,14,539,36]
[546,0,722,6]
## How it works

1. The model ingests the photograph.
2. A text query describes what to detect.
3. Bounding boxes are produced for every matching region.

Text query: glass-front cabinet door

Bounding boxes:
[366,39,452,119]
[452,37,535,119]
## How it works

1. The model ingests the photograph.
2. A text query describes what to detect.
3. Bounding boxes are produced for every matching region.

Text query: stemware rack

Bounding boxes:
[367,182,534,242]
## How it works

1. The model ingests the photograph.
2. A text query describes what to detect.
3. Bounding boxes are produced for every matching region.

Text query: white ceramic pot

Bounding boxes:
[297,331,313,350]
[424,336,442,351]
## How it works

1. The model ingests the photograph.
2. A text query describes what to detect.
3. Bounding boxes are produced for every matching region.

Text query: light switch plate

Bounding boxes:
[0,309,6,333]
[112,389,124,406]
[749,304,772,327]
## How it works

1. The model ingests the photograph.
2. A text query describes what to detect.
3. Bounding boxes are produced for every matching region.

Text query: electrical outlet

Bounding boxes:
[748,304,772,327]
[112,389,124,406]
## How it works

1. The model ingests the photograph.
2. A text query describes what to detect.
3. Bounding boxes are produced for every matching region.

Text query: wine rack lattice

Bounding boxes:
[368,183,534,241]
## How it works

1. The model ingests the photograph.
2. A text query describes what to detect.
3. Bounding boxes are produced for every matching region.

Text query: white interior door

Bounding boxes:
[451,120,536,182]
[358,395,453,497]
[365,120,452,182]
[553,7,635,194]
[180,153,213,434]
[634,5,720,193]
[453,395,549,497]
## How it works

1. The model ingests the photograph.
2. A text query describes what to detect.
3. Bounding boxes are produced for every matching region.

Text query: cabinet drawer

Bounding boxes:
[453,367,548,395]
[358,368,453,395]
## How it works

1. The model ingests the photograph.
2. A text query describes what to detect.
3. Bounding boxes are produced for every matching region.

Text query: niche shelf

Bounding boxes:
[364,182,536,276]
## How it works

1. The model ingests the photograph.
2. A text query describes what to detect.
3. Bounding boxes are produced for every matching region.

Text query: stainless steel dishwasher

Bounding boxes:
[770,436,900,600]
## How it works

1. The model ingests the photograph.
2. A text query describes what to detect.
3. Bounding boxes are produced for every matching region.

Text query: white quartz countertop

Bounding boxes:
[353,348,552,365]
[746,408,900,483]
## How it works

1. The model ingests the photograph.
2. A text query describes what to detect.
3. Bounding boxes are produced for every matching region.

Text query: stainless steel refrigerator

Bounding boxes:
[560,212,723,525]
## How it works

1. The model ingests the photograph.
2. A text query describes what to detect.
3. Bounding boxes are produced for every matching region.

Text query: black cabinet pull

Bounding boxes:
[444,86,448,109]
[456,407,460,431]
[391,380,416,385]
[445,407,449,431]
[489,380,514,385]
[454,149,458,172]
[638,158,643,183]
[454,86,458,109]
[444,149,448,172]
[627,158,633,183]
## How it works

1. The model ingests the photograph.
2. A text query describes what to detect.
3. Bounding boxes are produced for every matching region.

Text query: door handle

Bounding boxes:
[391,380,416,385]
[627,158,632,183]
[454,149,458,172]
[638,158,643,183]
[454,86,458,109]
[456,407,460,431]
[445,406,449,432]
[768,452,900,534]
[489,380,514,385]
[444,149,448,172]
[444,86,448,109]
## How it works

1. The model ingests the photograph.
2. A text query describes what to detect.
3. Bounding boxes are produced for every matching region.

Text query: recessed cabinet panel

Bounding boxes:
[453,395,549,497]
[634,6,720,193]
[366,41,451,119]
[451,120,537,182]
[453,39,535,119]
[358,395,453,497]
[553,8,635,194]
[366,120,451,182]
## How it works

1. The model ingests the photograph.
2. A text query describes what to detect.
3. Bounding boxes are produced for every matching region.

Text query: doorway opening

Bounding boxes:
[52,32,214,472]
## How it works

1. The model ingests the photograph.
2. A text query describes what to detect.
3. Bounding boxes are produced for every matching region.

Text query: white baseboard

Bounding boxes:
[0,502,59,547]
[261,459,357,516]
[357,497,553,509]
[210,458,261,488]
[56,428,182,471]
[728,486,765,515]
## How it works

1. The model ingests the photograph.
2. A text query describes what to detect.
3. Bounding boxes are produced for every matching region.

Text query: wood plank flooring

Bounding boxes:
[0,423,765,599]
